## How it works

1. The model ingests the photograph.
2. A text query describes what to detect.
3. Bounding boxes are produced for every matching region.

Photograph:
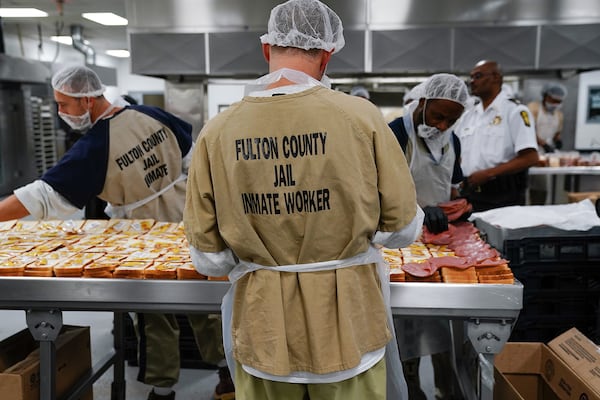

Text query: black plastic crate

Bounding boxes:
[510,315,599,343]
[504,235,600,265]
[519,293,599,317]
[511,263,600,294]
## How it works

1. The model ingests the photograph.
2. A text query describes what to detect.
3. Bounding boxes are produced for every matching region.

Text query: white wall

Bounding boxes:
[207,82,247,119]
[115,60,165,97]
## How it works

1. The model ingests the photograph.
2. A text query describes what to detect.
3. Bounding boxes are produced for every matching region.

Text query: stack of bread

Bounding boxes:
[0,219,513,284]
[0,219,208,280]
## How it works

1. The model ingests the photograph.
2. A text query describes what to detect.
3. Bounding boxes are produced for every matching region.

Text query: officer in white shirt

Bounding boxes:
[455,60,539,211]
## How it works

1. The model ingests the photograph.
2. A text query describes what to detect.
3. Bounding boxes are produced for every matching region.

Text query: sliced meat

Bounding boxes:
[429,256,471,269]
[402,260,436,277]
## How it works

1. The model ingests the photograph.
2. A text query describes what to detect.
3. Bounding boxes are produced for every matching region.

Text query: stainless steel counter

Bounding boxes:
[0,277,523,400]
[529,166,600,175]
[529,166,600,204]
[0,277,522,315]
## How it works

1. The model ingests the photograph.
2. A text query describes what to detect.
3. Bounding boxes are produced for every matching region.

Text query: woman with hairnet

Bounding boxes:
[389,73,470,400]
[0,65,232,400]
[527,82,568,204]
[527,82,567,153]
[184,0,423,399]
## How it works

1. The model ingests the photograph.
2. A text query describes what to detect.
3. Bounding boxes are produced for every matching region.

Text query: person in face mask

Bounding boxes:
[388,73,469,400]
[527,82,567,153]
[526,82,568,205]
[0,65,233,400]
[389,74,469,234]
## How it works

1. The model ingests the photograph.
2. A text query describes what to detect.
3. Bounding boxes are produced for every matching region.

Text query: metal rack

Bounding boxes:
[30,96,58,176]
[0,277,522,400]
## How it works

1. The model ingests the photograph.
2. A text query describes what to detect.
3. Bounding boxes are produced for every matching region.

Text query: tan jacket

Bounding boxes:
[101,109,187,222]
[185,86,417,375]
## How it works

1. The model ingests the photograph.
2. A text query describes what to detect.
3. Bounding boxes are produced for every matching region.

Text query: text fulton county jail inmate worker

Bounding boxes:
[527,82,568,205]
[388,74,469,400]
[455,60,539,212]
[183,0,424,399]
[0,65,233,400]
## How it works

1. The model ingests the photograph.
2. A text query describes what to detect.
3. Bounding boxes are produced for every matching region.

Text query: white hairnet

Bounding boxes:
[422,73,469,108]
[260,0,345,54]
[51,65,106,98]
[403,82,426,106]
[542,82,567,101]
[350,85,370,99]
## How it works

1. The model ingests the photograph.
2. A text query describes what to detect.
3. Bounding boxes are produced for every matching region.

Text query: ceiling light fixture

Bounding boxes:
[0,8,48,17]
[82,12,128,26]
[50,36,73,45]
[106,50,130,58]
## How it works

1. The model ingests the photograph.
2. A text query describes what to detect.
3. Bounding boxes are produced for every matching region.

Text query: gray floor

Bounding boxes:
[0,309,437,399]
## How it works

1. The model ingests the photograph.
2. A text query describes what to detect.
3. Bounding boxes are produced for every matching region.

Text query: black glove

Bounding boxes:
[542,143,555,153]
[554,139,563,150]
[458,179,472,197]
[456,209,473,222]
[423,206,449,234]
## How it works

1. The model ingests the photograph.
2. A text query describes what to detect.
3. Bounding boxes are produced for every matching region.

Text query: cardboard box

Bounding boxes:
[495,328,600,400]
[0,325,93,400]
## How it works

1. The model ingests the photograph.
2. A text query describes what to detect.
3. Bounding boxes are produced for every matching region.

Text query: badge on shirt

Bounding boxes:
[520,111,531,127]
[492,116,502,125]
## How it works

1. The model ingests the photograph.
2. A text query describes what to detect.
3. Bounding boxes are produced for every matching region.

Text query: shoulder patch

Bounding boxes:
[520,110,531,127]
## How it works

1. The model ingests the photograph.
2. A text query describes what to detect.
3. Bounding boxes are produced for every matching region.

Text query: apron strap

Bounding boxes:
[104,173,186,218]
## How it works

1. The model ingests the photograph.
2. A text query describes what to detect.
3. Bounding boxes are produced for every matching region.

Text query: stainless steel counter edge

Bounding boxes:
[529,166,600,175]
[0,277,523,318]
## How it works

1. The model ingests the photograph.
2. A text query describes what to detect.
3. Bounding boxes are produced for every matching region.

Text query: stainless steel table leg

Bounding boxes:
[111,312,127,400]
[464,318,513,400]
[25,309,63,400]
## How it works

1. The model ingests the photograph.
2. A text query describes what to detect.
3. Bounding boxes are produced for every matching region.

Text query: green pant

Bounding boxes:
[135,313,224,387]
[402,352,457,400]
[234,358,386,400]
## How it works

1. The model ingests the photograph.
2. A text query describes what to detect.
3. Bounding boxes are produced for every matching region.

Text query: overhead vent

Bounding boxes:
[71,24,96,65]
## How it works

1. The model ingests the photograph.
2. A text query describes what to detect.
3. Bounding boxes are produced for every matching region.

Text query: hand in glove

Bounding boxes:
[542,143,555,153]
[423,206,449,234]
[554,139,563,150]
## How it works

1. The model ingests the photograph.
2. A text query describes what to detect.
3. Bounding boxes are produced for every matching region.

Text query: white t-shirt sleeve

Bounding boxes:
[510,105,538,153]
[189,245,238,277]
[373,206,424,249]
[14,180,80,220]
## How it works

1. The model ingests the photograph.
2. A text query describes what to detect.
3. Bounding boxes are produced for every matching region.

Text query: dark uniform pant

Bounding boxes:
[135,313,224,387]
[467,171,528,212]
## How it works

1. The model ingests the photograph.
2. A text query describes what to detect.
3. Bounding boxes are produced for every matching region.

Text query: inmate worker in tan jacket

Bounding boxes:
[184,1,423,399]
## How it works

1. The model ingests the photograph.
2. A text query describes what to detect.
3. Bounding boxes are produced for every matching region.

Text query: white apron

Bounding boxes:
[396,113,455,360]
[221,245,409,399]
